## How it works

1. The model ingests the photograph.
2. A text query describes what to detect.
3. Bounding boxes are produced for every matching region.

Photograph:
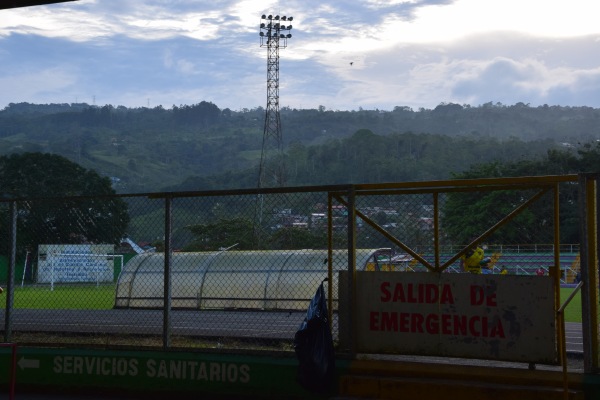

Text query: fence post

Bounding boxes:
[347,186,357,357]
[579,173,599,373]
[327,193,333,330]
[3,201,16,342]
[163,196,172,349]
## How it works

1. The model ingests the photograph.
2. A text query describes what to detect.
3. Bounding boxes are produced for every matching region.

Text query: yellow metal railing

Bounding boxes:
[330,175,589,375]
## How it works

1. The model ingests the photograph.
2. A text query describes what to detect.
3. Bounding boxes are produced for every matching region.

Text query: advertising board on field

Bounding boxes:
[339,271,557,363]
[37,244,115,283]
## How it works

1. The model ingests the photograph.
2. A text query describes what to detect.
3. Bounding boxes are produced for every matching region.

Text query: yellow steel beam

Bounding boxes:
[585,178,598,370]
[334,194,435,271]
[433,192,440,269]
[441,187,551,270]
[352,174,577,192]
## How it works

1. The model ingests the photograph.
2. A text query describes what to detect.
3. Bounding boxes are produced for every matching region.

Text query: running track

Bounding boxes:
[0,309,585,355]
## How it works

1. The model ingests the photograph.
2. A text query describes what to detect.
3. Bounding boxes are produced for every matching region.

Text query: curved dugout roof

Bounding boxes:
[114,249,385,310]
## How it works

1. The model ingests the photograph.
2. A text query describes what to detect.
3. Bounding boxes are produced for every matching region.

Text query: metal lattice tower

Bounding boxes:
[258,13,293,188]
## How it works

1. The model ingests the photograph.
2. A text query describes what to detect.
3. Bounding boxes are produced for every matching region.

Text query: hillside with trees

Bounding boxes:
[0,153,129,254]
[1,101,599,193]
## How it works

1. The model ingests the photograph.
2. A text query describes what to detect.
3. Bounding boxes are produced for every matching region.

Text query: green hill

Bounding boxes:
[1,101,598,192]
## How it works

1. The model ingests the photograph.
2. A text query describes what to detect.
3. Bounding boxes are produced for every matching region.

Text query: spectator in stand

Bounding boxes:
[536,267,545,276]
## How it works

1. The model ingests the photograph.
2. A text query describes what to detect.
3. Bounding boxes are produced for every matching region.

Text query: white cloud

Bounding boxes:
[288,26,600,111]
[162,48,197,75]
[391,0,600,43]
[1,0,600,110]
[0,66,78,103]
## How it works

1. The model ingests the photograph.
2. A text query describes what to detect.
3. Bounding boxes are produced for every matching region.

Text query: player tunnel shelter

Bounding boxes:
[114,248,390,310]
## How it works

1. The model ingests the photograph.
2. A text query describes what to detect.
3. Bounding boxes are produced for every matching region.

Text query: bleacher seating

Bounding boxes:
[489,252,580,281]
[406,252,580,283]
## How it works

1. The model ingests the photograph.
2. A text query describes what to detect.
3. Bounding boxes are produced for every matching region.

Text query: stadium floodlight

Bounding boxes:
[257,11,294,190]
[259,13,293,49]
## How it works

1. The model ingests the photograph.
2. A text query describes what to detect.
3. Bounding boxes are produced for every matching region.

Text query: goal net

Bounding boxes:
[36,244,120,284]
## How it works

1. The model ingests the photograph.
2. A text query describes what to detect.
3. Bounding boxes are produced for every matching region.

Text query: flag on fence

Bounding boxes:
[293,278,335,393]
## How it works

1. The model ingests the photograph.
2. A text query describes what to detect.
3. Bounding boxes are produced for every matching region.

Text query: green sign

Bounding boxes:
[0,347,335,398]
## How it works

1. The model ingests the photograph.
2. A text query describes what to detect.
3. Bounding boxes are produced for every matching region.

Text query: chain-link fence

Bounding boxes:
[0,176,596,366]
[578,173,600,374]
[0,187,353,352]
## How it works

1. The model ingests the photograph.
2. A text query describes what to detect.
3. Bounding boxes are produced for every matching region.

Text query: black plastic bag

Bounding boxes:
[293,279,335,393]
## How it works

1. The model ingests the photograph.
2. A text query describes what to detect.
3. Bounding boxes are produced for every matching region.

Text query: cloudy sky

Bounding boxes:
[1,0,599,111]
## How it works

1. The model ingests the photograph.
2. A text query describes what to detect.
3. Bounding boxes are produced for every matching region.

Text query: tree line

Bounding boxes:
[1,101,600,252]
[1,101,600,193]
[0,141,597,256]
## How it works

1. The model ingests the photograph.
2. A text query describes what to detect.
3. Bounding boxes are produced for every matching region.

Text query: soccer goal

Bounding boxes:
[36,244,123,290]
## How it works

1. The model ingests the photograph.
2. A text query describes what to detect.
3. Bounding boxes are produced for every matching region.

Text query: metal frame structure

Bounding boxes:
[0,175,598,398]
[326,174,598,398]
[258,13,293,188]
[328,175,579,363]
[579,173,600,373]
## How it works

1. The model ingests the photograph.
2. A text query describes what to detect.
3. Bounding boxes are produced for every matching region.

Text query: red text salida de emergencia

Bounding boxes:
[368,282,506,338]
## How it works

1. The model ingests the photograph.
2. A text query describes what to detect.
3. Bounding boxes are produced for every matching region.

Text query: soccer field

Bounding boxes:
[1,284,116,310]
[560,286,582,323]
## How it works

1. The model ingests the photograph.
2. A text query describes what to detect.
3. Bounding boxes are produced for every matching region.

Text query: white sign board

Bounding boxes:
[339,271,557,363]
[38,244,115,283]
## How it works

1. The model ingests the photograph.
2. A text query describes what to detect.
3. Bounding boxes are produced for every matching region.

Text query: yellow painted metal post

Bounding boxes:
[589,177,599,372]
[347,187,357,357]
[553,183,563,362]
[552,183,570,399]
[580,174,599,373]
[433,192,440,271]
[558,281,584,400]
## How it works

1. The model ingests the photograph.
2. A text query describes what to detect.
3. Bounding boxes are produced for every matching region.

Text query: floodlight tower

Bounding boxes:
[258,14,293,188]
